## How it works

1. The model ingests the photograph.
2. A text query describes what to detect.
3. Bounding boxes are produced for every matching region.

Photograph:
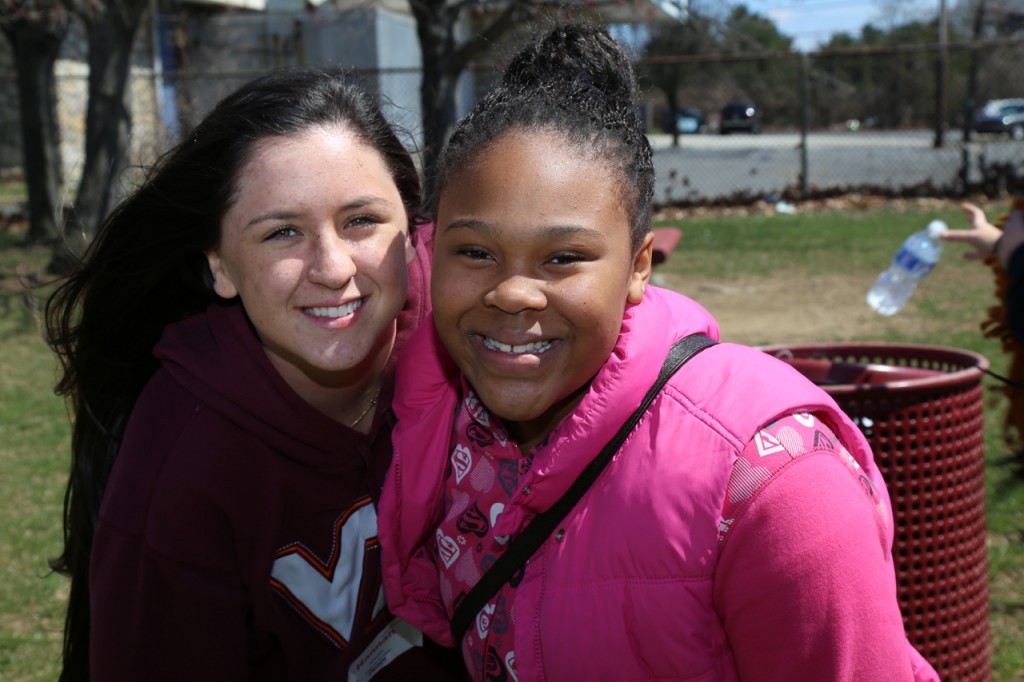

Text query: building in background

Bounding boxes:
[0,0,686,186]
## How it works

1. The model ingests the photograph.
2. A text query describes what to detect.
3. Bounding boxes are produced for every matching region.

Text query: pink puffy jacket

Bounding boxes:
[379,286,939,681]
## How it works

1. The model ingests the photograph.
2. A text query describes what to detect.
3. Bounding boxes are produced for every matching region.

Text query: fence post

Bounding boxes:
[799,51,809,200]
[934,0,949,149]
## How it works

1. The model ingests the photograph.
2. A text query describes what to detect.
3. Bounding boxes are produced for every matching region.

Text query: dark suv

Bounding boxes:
[719,102,762,134]
[973,99,1024,140]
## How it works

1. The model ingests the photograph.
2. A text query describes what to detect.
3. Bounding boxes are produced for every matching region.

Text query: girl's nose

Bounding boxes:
[483,274,547,314]
[308,234,357,287]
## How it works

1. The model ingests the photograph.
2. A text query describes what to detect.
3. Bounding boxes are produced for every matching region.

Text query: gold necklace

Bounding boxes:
[349,386,380,428]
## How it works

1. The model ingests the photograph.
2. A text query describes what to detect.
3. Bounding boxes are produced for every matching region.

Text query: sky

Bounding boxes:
[739,0,938,51]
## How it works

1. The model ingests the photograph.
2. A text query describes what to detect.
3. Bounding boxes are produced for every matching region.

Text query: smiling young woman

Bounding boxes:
[45,68,462,681]
[206,125,415,425]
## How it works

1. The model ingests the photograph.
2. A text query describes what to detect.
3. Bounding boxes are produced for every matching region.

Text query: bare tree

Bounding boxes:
[640,11,718,146]
[50,0,147,273]
[409,0,537,199]
[0,0,68,246]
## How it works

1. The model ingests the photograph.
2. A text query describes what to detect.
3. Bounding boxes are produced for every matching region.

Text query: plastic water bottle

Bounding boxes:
[866,219,948,316]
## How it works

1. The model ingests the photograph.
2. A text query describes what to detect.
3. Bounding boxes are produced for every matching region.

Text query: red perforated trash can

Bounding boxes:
[758,343,991,682]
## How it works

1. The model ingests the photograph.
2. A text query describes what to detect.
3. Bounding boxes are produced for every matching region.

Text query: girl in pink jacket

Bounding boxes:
[380,23,939,682]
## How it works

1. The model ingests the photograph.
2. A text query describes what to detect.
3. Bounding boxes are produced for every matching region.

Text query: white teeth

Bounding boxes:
[306,299,363,318]
[482,337,554,355]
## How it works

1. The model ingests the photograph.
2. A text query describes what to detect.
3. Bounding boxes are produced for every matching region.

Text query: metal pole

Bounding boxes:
[961,0,989,193]
[800,51,809,199]
[934,0,949,148]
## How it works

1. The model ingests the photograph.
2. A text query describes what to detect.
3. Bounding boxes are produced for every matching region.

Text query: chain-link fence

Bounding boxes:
[0,6,430,200]
[639,38,1024,206]
[2,11,1024,211]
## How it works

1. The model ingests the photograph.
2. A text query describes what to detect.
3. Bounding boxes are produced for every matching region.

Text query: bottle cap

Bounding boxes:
[927,220,948,238]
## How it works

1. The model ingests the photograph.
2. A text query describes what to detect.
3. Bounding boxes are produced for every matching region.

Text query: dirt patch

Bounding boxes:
[650,195,972,347]
[652,270,931,347]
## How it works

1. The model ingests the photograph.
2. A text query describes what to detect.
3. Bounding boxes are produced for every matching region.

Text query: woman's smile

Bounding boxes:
[303,297,365,322]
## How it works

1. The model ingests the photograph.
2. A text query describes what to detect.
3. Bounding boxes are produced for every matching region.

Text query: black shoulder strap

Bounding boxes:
[450,332,717,643]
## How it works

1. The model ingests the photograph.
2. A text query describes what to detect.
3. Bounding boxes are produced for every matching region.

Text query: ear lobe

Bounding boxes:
[626,232,654,304]
[205,250,239,300]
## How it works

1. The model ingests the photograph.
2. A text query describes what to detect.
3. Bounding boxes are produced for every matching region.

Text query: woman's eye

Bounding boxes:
[264,225,300,241]
[347,214,381,229]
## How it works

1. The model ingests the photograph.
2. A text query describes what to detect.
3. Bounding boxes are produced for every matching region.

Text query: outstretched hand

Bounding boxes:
[941,203,1003,261]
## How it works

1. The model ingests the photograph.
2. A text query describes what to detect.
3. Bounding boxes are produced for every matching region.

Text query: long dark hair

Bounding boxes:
[433,22,653,253]
[45,67,423,681]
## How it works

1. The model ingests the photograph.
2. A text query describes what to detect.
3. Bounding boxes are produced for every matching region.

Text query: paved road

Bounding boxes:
[648,130,1024,205]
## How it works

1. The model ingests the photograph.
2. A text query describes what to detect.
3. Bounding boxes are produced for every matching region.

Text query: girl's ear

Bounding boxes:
[627,231,655,304]
[205,250,239,299]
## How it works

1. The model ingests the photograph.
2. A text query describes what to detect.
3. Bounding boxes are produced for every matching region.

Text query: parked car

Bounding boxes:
[973,99,1024,140]
[674,107,706,134]
[719,102,762,134]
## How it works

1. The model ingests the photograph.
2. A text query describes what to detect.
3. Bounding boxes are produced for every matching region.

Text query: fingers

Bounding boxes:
[941,229,979,242]
[941,203,1003,258]
[941,230,989,255]
[960,202,987,229]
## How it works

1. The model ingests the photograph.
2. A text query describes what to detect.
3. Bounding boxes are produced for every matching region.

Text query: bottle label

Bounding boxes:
[894,246,934,276]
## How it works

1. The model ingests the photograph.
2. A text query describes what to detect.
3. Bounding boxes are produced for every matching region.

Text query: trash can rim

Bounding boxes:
[756,342,989,394]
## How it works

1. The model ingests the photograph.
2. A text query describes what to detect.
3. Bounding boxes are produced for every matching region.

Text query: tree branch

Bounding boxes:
[451,0,536,72]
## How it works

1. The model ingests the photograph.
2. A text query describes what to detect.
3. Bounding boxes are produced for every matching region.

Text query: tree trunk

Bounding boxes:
[411,0,459,207]
[419,64,460,206]
[51,0,146,273]
[410,0,531,208]
[2,17,67,246]
[666,91,680,147]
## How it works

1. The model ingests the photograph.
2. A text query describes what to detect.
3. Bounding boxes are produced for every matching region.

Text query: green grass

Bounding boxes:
[0,182,28,202]
[1,231,67,681]
[662,202,980,284]
[659,203,1005,343]
[1,201,1022,679]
